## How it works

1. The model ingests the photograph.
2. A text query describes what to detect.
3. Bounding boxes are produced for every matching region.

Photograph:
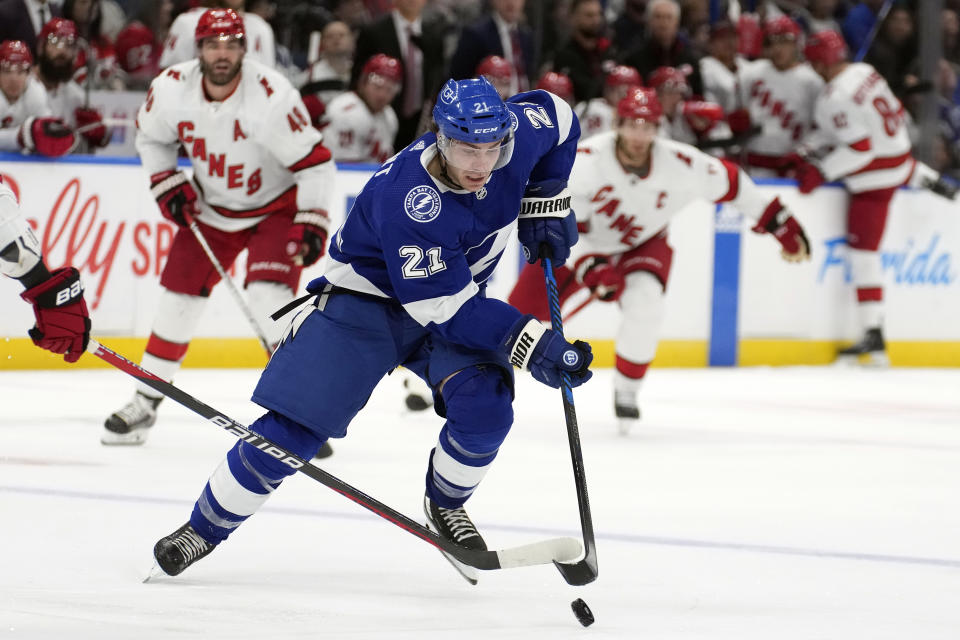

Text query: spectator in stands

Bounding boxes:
[0,39,76,157]
[448,0,536,95]
[0,0,61,53]
[34,18,110,152]
[944,8,960,67]
[621,0,704,97]
[864,4,917,100]
[303,20,354,106]
[351,0,444,149]
[842,0,887,58]
[553,0,614,104]
[610,0,646,57]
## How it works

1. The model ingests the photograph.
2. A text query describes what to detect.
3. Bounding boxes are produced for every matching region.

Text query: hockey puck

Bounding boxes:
[571,598,594,627]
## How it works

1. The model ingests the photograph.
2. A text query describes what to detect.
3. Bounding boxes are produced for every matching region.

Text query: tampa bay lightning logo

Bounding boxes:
[562,350,580,367]
[404,185,442,223]
[510,110,519,131]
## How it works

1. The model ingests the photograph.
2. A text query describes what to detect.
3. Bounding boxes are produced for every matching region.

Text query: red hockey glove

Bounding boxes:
[578,257,625,302]
[285,209,330,267]
[19,267,91,363]
[795,160,826,194]
[150,170,199,226]
[682,101,725,133]
[74,107,111,147]
[726,108,751,135]
[751,199,811,263]
[17,117,77,157]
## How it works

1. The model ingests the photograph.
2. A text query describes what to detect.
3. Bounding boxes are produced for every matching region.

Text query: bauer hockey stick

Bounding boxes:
[542,256,599,586]
[86,338,582,572]
[182,212,274,357]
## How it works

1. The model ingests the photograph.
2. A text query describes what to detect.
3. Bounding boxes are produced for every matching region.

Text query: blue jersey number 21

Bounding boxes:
[399,246,447,278]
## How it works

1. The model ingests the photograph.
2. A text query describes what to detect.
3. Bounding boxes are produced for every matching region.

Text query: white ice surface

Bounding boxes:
[1,366,959,639]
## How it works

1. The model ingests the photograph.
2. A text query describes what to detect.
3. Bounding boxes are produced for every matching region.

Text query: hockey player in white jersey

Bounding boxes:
[730,16,823,176]
[148,77,592,582]
[0,39,77,156]
[576,64,641,141]
[1,178,91,362]
[648,65,731,150]
[102,9,335,445]
[509,87,810,433]
[159,0,276,69]
[33,19,111,152]
[785,30,955,364]
[323,53,400,165]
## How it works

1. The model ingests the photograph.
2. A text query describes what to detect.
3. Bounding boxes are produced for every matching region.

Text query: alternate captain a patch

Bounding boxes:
[404,185,442,223]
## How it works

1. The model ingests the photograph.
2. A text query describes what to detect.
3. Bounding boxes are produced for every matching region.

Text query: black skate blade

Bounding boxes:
[437,549,479,585]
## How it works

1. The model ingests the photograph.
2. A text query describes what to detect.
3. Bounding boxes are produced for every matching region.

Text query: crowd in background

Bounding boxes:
[3,0,960,176]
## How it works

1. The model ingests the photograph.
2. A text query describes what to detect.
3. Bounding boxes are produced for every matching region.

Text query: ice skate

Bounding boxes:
[614,390,641,436]
[424,495,486,585]
[402,372,434,412]
[102,391,162,445]
[837,328,889,367]
[152,522,216,577]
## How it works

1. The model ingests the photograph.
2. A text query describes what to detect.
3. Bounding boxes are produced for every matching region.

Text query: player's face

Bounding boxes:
[199,36,244,86]
[0,67,29,102]
[656,88,683,115]
[360,75,401,112]
[617,118,658,161]
[767,38,798,70]
[443,138,506,191]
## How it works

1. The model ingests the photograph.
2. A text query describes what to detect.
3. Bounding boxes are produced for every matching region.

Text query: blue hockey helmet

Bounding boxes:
[433,77,512,144]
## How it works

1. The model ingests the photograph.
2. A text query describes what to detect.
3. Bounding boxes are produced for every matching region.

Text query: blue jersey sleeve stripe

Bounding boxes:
[323,257,390,297]
[403,281,480,327]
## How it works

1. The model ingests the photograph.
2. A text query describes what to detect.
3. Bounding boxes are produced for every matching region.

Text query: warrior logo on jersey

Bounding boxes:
[404,185,442,223]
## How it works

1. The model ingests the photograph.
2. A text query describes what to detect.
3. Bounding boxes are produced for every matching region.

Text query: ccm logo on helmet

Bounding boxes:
[477,126,500,133]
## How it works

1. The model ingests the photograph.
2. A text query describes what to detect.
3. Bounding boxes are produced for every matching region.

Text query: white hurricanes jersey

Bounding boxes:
[812,62,914,193]
[739,59,823,164]
[699,55,744,113]
[43,80,85,127]
[136,58,334,232]
[0,77,52,151]
[159,8,276,69]
[569,132,768,260]
[659,102,733,152]
[575,98,615,141]
[323,91,397,164]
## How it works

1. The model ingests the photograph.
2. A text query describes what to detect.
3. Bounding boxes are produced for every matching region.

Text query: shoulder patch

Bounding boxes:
[404,185,442,223]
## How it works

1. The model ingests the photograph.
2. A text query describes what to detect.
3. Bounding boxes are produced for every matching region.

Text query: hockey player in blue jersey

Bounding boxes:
[149,77,594,584]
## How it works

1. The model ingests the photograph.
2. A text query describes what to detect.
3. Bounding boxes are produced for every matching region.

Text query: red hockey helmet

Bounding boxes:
[0,40,34,69]
[114,23,156,73]
[618,86,663,122]
[804,30,848,66]
[605,64,642,89]
[476,55,513,84]
[737,14,763,59]
[763,15,802,42]
[361,53,403,85]
[37,18,78,51]
[195,8,246,46]
[648,66,690,94]
[536,71,574,102]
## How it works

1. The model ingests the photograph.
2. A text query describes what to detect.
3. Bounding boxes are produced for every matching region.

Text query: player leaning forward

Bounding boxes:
[149,77,593,583]
[510,87,811,434]
[103,9,335,444]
